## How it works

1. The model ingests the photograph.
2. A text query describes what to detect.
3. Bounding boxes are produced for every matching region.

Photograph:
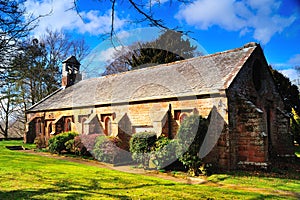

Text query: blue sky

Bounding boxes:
[25,0,300,83]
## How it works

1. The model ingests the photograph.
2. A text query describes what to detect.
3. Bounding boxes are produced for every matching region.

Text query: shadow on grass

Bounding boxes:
[1,178,298,200]
[0,180,176,200]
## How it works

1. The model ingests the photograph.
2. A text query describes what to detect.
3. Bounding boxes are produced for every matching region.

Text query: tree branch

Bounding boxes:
[128,0,168,30]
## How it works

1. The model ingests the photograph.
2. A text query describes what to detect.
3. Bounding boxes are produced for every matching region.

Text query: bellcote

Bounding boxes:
[61,56,82,87]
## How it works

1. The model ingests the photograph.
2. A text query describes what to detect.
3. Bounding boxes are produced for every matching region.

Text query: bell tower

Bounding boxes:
[61,56,82,87]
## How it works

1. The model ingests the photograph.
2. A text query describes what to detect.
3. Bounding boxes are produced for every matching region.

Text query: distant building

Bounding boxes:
[0,120,24,140]
[25,43,294,170]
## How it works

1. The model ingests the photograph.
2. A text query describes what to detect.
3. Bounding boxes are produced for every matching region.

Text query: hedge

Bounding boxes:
[48,131,78,154]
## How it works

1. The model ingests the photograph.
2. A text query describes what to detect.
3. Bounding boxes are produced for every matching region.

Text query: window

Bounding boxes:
[174,109,193,122]
[81,117,87,134]
[179,113,188,124]
[56,123,63,134]
[174,110,181,120]
[104,117,112,136]
[48,122,52,135]
[36,119,42,135]
[101,113,114,122]
[65,118,72,132]
[252,60,263,92]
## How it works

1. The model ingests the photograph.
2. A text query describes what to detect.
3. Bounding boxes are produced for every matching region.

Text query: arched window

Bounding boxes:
[179,113,188,124]
[48,122,52,135]
[65,119,72,132]
[81,117,87,134]
[36,119,42,135]
[104,117,112,136]
[252,60,263,92]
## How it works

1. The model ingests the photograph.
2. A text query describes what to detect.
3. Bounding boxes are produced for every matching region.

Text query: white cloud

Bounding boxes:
[99,46,123,63]
[279,68,299,82]
[175,0,244,30]
[25,0,126,37]
[289,54,300,66]
[176,0,296,44]
[148,0,169,7]
[113,30,131,41]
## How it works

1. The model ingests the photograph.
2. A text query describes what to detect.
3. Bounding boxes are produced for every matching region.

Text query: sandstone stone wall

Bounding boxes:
[227,47,293,169]
[27,96,227,134]
[26,46,294,170]
[26,95,230,168]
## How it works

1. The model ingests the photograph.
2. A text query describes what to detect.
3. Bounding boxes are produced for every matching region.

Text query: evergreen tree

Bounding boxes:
[270,67,300,115]
[9,38,54,106]
[131,30,197,68]
[270,67,300,144]
[0,30,89,138]
[103,30,199,75]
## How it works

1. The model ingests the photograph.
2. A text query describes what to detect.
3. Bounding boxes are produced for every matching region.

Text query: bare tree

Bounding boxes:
[43,29,89,65]
[0,89,12,139]
[0,1,36,46]
[70,37,90,61]
[102,45,136,76]
[72,0,193,38]
[0,83,20,138]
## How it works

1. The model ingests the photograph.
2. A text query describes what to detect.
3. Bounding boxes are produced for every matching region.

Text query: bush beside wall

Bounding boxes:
[93,136,123,164]
[129,132,157,168]
[48,131,78,154]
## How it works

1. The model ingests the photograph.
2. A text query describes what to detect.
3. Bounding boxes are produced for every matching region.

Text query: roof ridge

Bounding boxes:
[199,42,258,59]
[27,42,259,112]
[87,42,258,81]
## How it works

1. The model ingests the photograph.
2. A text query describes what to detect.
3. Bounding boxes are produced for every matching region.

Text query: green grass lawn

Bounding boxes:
[0,140,299,200]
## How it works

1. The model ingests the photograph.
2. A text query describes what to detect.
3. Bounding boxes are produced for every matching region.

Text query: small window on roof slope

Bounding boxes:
[252,60,263,92]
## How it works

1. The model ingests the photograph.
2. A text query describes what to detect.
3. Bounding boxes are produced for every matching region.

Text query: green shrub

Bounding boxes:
[93,136,122,163]
[176,115,208,176]
[129,132,157,168]
[155,136,171,150]
[154,137,179,169]
[65,134,100,156]
[48,131,78,154]
[65,139,75,152]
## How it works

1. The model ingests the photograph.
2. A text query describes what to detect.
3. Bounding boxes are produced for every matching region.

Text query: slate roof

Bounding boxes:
[27,42,259,112]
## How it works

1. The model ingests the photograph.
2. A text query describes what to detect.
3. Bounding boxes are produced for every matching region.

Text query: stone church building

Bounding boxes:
[25,42,294,169]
